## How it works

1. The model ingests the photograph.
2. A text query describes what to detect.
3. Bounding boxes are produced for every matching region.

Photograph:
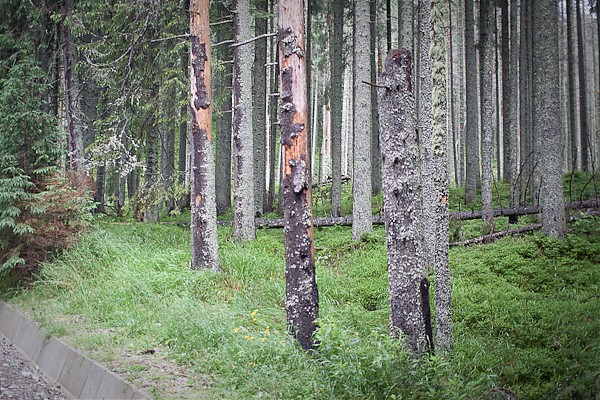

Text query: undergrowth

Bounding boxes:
[1,215,599,399]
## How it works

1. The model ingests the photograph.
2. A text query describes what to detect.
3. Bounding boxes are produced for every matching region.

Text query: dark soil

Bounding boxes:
[0,336,70,400]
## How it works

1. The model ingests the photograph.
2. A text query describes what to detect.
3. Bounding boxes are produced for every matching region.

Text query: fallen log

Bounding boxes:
[167,200,600,228]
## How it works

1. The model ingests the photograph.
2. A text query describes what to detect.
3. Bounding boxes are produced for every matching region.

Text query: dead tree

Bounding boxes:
[278,0,319,351]
[378,49,430,355]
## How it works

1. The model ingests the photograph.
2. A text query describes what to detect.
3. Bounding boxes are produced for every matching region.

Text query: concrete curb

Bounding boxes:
[0,301,151,400]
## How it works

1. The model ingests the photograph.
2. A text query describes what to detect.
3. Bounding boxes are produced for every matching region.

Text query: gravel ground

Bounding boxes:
[0,336,70,400]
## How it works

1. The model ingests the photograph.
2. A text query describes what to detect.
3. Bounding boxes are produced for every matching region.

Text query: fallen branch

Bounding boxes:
[449,224,543,247]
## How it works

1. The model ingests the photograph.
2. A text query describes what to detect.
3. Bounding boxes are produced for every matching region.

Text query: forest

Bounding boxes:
[1,0,600,398]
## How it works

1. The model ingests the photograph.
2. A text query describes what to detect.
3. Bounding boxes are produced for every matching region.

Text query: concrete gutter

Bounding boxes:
[0,301,151,399]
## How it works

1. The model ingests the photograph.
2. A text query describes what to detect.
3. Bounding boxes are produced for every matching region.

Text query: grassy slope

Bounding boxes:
[1,175,599,399]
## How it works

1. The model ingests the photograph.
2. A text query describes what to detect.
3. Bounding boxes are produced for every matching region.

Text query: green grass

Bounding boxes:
[1,172,600,398]
[1,215,599,399]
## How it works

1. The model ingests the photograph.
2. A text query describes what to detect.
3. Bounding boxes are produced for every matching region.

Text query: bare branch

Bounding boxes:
[210,19,233,26]
[151,34,190,43]
[231,32,277,48]
[362,80,391,90]
[213,39,234,47]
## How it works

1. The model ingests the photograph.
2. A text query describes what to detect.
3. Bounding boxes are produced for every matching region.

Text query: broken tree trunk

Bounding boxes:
[378,49,430,356]
[278,0,319,351]
[189,0,220,271]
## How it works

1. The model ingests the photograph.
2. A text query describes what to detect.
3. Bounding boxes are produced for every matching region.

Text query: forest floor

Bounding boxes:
[1,177,599,399]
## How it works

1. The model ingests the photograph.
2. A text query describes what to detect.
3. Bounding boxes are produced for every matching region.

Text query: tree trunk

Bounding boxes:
[398,0,413,49]
[253,0,268,216]
[215,2,233,216]
[267,8,280,212]
[519,0,532,206]
[144,119,159,224]
[507,0,519,222]
[94,163,106,214]
[464,0,480,203]
[352,0,373,240]
[189,0,220,270]
[479,0,494,234]
[420,0,452,355]
[278,0,318,351]
[532,0,566,238]
[330,0,344,217]
[161,87,176,214]
[576,0,590,171]
[371,0,381,195]
[378,49,429,356]
[61,0,83,174]
[232,0,256,242]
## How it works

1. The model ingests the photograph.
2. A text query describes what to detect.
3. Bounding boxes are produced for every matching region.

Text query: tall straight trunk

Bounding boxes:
[94,163,106,214]
[519,0,532,206]
[161,87,176,213]
[566,0,578,171]
[278,0,318,350]
[576,0,590,171]
[501,0,510,182]
[398,0,413,49]
[378,49,428,356]
[507,0,519,220]
[215,2,233,216]
[267,7,279,213]
[371,0,381,195]
[144,112,159,224]
[253,0,268,215]
[464,0,480,203]
[61,0,83,174]
[232,0,256,242]
[189,0,220,270]
[420,0,451,354]
[448,2,458,186]
[456,0,466,187]
[330,0,344,217]
[479,0,494,234]
[532,0,566,238]
[353,0,373,240]
[386,0,392,51]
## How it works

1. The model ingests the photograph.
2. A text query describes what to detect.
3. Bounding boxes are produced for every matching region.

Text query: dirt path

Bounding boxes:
[0,336,70,400]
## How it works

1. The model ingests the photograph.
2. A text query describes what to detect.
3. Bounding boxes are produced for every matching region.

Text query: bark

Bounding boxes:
[576,0,590,171]
[519,0,533,206]
[330,0,344,217]
[278,0,318,351]
[215,2,233,216]
[189,0,220,270]
[161,86,176,213]
[565,0,577,171]
[94,163,106,214]
[419,0,452,355]
[532,0,566,238]
[507,0,519,222]
[386,0,392,51]
[352,0,373,240]
[398,0,413,49]
[232,0,256,242]
[480,0,494,234]
[371,0,381,195]
[144,120,159,224]
[253,0,268,215]
[500,0,509,182]
[61,0,84,174]
[464,0,480,203]
[267,13,280,212]
[378,49,428,356]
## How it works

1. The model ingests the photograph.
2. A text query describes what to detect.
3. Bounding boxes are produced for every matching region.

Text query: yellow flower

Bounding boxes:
[244,335,255,341]
[265,326,271,336]
[260,338,267,342]
[250,309,258,317]
[233,327,240,333]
